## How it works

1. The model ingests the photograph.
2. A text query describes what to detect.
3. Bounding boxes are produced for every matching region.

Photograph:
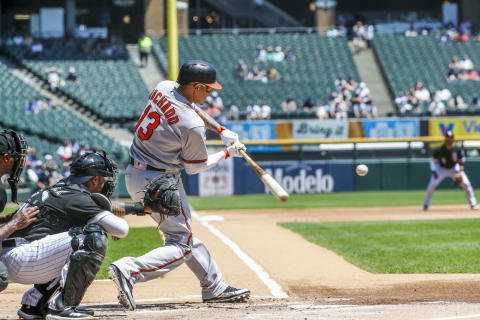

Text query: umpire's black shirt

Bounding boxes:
[433,144,464,169]
[11,180,104,242]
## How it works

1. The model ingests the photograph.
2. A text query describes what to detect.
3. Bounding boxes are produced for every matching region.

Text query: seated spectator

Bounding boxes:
[364,100,378,118]
[281,96,297,112]
[471,96,480,108]
[246,103,262,120]
[248,65,267,82]
[316,104,329,120]
[210,91,224,109]
[356,82,371,100]
[273,46,284,62]
[283,47,295,61]
[234,60,248,80]
[30,40,44,57]
[435,87,452,102]
[255,45,267,62]
[468,69,480,81]
[461,56,474,71]
[405,23,418,37]
[414,82,430,104]
[345,76,358,90]
[330,101,348,120]
[13,33,23,46]
[24,100,38,114]
[227,104,240,121]
[428,99,446,116]
[66,67,78,82]
[334,77,346,92]
[45,67,62,92]
[448,95,467,109]
[303,97,316,111]
[266,46,274,61]
[261,104,271,120]
[267,65,280,81]
[57,141,73,162]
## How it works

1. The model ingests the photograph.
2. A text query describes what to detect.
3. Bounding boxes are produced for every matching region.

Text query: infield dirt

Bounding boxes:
[2,205,480,319]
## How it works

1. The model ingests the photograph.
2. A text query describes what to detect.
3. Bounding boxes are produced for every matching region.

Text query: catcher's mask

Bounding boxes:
[68,151,118,198]
[0,129,28,203]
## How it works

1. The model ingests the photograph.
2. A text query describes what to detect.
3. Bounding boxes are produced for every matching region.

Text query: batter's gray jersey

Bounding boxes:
[130,80,208,171]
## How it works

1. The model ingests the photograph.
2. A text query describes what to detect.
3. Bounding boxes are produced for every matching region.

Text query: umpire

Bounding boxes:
[0,129,39,292]
[423,131,478,211]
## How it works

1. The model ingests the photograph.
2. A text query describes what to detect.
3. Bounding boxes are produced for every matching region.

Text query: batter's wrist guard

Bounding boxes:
[217,126,226,135]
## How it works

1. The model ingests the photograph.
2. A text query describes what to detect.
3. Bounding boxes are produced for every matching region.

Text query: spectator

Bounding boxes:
[366,24,375,47]
[227,104,240,121]
[352,21,367,54]
[345,76,358,90]
[460,56,474,71]
[24,100,38,114]
[13,33,23,46]
[330,101,348,119]
[45,67,62,92]
[255,45,267,62]
[428,99,446,116]
[57,141,73,162]
[283,47,295,61]
[234,60,248,80]
[471,96,480,108]
[267,65,280,81]
[281,96,297,112]
[266,46,274,61]
[435,87,452,102]
[30,40,43,57]
[414,82,430,104]
[248,65,267,82]
[316,104,329,119]
[273,46,284,62]
[356,82,371,100]
[66,67,78,82]
[303,97,315,111]
[448,95,467,109]
[261,104,271,120]
[468,69,480,81]
[405,23,418,37]
[246,103,262,120]
[138,33,152,68]
[364,100,378,118]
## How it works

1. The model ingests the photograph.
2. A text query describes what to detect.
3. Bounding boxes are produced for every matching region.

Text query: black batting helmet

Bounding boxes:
[68,151,118,198]
[177,60,222,90]
[0,129,28,203]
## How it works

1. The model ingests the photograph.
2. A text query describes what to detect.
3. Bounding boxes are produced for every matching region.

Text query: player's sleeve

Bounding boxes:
[66,193,106,225]
[89,213,129,238]
[181,126,208,164]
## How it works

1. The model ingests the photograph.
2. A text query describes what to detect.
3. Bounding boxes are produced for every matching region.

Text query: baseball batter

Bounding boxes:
[423,131,478,211]
[108,60,250,311]
[0,129,39,293]
[1,151,129,320]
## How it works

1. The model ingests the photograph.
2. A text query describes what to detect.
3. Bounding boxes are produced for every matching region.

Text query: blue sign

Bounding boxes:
[360,119,419,138]
[224,121,283,152]
[233,159,354,195]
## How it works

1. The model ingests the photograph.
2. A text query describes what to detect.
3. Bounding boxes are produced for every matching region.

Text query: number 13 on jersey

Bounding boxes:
[135,105,160,140]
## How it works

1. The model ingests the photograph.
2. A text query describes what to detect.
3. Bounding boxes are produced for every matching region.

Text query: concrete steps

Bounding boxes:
[127,44,164,91]
[349,43,395,116]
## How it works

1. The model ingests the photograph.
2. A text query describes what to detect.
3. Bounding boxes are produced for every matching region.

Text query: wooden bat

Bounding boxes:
[194,107,289,202]
[238,149,289,202]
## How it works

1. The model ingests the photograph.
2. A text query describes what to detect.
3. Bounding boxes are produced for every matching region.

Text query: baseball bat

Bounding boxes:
[194,108,289,202]
[238,149,289,202]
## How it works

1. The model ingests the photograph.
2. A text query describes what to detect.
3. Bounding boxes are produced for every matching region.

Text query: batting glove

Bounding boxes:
[218,126,240,146]
[225,143,247,159]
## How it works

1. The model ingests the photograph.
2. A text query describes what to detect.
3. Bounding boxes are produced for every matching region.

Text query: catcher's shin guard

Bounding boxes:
[63,224,107,307]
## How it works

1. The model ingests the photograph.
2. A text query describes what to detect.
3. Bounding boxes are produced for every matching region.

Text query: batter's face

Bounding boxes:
[192,83,212,105]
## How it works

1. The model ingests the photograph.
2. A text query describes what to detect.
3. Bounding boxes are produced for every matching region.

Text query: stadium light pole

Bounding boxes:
[167,0,179,81]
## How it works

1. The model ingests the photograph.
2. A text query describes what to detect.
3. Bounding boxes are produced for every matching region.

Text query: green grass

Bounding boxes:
[189,190,480,211]
[98,226,163,279]
[281,219,480,273]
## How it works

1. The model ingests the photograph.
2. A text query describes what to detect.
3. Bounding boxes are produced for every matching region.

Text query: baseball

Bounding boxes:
[356,164,369,176]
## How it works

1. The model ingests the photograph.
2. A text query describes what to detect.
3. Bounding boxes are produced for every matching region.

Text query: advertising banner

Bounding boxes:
[292,120,349,139]
[234,159,354,195]
[429,118,480,137]
[359,119,419,138]
[224,121,291,152]
[198,155,233,197]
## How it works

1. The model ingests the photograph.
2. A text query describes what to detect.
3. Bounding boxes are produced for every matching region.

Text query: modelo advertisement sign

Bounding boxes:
[234,160,354,195]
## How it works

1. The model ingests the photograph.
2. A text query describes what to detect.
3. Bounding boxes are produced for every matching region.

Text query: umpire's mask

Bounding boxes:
[0,130,28,203]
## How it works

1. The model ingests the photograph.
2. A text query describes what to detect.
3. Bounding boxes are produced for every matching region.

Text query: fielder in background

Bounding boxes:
[1,151,130,320]
[423,131,478,211]
[108,60,250,312]
[0,129,39,293]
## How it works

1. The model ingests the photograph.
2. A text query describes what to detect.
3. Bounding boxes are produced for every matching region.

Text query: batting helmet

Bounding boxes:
[177,60,222,90]
[68,151,118,198]
[0,129,28,203]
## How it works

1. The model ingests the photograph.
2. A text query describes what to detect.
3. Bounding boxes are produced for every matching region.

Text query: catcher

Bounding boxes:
[423,130,478,211]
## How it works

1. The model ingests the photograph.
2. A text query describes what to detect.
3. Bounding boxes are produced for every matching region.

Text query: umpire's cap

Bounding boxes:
[177,60,222,90]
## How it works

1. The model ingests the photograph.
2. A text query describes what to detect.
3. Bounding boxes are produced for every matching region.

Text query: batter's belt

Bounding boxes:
[130,157,166,172]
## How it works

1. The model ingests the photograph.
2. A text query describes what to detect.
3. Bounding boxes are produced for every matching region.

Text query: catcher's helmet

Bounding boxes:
[68,151,118,198]
[0,129,28,203]
[177,60,222,90]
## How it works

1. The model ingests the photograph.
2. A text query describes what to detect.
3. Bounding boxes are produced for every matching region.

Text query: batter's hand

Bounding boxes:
[226,143,246,158]
[12,206,39,230]
[432,171,438,179]
[218,127,240,146]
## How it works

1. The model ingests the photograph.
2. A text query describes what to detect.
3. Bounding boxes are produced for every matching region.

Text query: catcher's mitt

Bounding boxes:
[143,176,181,218]
[454,172,463,185]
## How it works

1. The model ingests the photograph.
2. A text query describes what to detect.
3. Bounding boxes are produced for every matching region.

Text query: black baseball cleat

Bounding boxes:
[45,307,93,320]
[17,305,44,320]
[108,264,136,311]
[203,286,251,303]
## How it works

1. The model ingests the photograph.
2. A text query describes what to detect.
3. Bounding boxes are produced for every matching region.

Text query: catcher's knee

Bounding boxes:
[64,224,107,306]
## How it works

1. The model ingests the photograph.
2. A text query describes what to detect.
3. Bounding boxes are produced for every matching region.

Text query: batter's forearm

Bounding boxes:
[111,201,145,217]
[193,106,221,132]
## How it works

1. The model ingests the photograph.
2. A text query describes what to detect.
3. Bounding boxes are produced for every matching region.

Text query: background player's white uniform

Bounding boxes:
[113,80,237,300]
